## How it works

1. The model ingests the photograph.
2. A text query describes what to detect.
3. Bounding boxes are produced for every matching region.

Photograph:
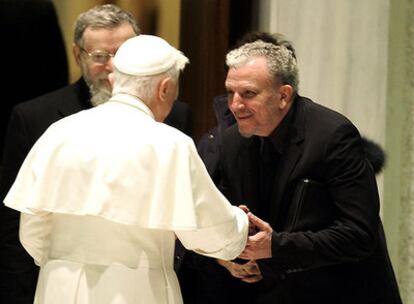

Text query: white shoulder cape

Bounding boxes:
[4,94,238,231]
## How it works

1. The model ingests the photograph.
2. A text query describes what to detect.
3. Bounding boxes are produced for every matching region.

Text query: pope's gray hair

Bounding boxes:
[226,40,299,93]
[112,50,189,102]
[74,4,140,47]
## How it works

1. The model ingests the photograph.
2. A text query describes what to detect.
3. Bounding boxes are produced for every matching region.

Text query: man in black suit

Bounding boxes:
[0,0,69,163]
[0,4,191,303]
[211,39,402,303]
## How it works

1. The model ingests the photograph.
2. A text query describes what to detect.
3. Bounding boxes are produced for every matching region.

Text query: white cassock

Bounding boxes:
[4,94,248,304]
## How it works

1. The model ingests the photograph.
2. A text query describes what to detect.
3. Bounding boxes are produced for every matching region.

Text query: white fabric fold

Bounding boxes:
[5,95,237,230]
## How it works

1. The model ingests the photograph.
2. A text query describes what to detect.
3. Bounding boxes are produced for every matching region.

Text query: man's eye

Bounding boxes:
[243,91,256,98]
[93,54,108,62]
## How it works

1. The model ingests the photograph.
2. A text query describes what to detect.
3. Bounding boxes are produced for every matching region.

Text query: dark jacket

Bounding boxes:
[0,0,69,158]
[216,95,401,303]
[179,94,399,304]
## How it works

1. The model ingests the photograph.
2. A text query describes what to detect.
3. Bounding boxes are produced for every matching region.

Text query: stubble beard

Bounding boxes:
[239,129,254,138]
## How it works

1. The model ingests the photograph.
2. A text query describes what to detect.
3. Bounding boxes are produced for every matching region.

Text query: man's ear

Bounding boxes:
[72,43,81,66]
[278,84,293,110]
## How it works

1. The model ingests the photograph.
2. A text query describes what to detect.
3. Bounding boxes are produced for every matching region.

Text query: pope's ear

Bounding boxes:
[108,73,115,89]
[158,77,173,102]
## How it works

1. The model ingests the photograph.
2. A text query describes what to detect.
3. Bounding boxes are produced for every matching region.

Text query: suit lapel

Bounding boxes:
[268,98,306,226]
[57,78,91,117]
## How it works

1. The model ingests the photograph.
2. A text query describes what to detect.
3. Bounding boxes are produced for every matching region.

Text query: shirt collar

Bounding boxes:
[108,93,155,119]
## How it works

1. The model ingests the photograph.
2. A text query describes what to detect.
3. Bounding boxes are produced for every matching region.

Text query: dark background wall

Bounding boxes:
[179,0,256,141]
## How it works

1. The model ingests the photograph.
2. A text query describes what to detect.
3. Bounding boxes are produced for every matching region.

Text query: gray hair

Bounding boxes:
[112,51,189,103]
[226,40,299,93]
[73,4,140,47]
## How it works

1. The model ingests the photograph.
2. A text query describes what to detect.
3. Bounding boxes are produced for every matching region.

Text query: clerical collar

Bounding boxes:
[108,93,155,119]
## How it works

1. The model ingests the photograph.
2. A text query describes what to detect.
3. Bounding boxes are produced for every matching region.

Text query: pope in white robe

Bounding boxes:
[3,35,248,304]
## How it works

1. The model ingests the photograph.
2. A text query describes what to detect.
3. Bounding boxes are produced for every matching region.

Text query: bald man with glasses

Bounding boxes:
[0,4,191,304]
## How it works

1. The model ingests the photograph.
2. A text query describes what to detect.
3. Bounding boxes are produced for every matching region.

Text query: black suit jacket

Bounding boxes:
[216,96,401,303]
[0,0,68,157]
[0,78,191,303]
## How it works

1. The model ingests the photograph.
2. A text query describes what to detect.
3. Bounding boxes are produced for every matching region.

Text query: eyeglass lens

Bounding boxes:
[81,47,114,64]
[90,50,114,64]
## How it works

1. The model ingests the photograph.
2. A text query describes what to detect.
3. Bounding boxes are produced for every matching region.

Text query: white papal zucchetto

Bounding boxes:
[113,34,189,76]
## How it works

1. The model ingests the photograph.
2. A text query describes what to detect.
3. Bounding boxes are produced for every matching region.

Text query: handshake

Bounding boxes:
[217,205,273,283]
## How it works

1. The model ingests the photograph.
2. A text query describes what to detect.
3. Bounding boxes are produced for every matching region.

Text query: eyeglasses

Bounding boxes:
[79,47,115,64]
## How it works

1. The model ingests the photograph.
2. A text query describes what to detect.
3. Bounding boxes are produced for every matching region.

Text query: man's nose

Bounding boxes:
[104,58,114,72]
[229,93,243,110]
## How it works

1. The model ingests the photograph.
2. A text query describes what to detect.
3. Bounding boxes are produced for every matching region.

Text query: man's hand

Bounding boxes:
[238,212,273,260]
[217,259,263,283]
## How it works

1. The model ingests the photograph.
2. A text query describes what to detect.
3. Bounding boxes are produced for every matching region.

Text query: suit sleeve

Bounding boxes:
[258,123,380,278]
[1,105,32,201]
[0,105,40,302]
[1,105,33,245]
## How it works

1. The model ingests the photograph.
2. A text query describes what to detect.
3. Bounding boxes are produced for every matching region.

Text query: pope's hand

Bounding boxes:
[238,205,256,235]
[240,259,263,283]
[216,259,263,283]
[238,204,249,213]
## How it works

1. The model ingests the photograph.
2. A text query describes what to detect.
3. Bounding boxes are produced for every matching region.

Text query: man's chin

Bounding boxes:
[238,128,254,138]
[100,79,111,89]
[90,88,112,107]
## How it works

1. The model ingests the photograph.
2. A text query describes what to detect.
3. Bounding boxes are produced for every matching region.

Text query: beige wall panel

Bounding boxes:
[53,0,180,82]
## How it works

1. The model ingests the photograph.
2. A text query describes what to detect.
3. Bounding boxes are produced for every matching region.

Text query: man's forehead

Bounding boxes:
[225,60,270,88]
[225,77,259,90]
[82,24,135,47]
